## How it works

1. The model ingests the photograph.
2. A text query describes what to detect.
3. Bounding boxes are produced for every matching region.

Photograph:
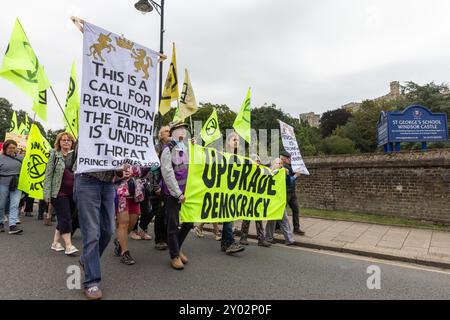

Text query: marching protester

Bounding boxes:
[153,125,171,250]
[43,132,78,256]
[238,153,271,247]
[265,158,296,245]
[0,140,23,234]
[280,151,305,236]
[113,164,150,265]
[73,149,131,300]
[220,132,245,255]
[160,121,194,270]
[130,175,153,241]
[130,126,170,250]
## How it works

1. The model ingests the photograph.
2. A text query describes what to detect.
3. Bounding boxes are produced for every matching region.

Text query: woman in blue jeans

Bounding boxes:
[0,140,23,234]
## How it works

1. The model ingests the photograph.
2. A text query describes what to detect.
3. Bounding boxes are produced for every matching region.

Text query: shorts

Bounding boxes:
[116,198,141,215]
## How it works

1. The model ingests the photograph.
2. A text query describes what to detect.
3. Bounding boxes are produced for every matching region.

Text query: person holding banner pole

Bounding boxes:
[265,158,296,245]
[160,120,194,270]
[280,151,305,236]
[73,155,130,300]
[220,132,246,255]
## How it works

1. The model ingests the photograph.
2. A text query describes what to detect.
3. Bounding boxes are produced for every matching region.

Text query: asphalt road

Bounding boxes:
[1,216,450,300]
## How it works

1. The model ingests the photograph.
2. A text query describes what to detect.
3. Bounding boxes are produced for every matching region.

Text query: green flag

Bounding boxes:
[18,122,28,135]
[233,88,251,144]
[64,61,79,138]
[9,111,20,133]
[173,106,182,122]
[18,123,51,200]
[200,108,221,147]
[0,18,50,122]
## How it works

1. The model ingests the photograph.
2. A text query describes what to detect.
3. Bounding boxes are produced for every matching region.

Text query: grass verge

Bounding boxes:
[298,207,450,231]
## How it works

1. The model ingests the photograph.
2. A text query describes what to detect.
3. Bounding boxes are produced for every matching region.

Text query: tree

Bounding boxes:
[320,135,358,155]
[0,97,46,141]
[46,128,65,147]
[320,108,352,138]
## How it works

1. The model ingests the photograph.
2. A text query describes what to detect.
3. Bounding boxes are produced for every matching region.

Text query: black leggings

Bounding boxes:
[51,195,75,235]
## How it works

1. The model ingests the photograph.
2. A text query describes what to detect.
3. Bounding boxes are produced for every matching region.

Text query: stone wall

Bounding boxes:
[297,149,450,223]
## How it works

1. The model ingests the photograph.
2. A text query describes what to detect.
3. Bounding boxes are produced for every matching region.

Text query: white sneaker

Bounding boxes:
[16,219,21,225]
[51,243,65,252]
[65,245,79,255]
[4,216,8,223]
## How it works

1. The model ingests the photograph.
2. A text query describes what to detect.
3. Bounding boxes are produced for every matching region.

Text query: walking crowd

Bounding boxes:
[0,121,305,300]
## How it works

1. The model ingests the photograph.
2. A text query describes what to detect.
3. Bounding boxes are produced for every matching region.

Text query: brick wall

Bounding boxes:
[297,149,450,223]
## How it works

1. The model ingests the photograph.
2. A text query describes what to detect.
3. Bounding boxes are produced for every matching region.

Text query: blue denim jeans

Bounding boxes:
[73,174,115,289]
[0,184,21,226]
[221,221,234,247]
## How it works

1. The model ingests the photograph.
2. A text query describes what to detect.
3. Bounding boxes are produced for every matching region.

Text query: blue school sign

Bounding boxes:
[377,105,449,152]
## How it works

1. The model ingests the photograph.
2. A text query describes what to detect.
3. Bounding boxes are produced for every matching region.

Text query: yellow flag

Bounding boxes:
[233,88,251,144]
[173,106,182,122]
[178,69,198,120]
[0,19,50,122]
[18,122,28,135]
[9,111,20,134]
[64,61,79,138]
[18,124,51,200]
[201,108,221,147]
[159,43,179,115]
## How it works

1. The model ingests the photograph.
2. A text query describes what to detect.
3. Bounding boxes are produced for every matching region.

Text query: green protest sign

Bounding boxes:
[180,143,286,223]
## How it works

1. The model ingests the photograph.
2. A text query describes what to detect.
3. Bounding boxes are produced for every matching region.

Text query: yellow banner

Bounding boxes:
[180,143,286,223]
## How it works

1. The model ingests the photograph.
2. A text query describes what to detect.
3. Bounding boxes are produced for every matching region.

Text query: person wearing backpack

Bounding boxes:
[0,140,23,234]
[160,121,195,270]
[43,133,79,256]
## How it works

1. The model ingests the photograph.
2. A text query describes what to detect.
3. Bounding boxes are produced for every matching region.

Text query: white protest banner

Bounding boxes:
[278,119,309,175]
[77,21,160,173]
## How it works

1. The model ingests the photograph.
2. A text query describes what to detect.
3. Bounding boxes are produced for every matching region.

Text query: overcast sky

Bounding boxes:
[1,0,450,130]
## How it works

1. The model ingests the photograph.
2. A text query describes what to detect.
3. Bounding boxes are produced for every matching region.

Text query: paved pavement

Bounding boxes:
[2,216,450,299]
[232,217,450,269]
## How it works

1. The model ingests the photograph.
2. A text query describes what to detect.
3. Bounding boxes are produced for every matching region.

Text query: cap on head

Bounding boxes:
[280,150,291,158]
[169,120,189,134]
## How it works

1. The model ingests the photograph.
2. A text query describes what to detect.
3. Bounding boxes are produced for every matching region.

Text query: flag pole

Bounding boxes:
[49,86,77,140]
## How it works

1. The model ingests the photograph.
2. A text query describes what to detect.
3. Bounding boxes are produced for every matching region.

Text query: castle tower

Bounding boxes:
[390,81,400,98]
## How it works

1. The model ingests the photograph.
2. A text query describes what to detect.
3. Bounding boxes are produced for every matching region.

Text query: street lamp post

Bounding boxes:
[134,0,165,105]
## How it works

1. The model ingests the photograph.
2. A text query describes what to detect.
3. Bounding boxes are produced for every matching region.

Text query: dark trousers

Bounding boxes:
[135,196,167,244]
[221,222,234,247]
[287,192,300,231]
[51,195,75,235]
[240,220,265,242]
[38,200,48,216]
[135,196,152,231]
[165,195,193,259]
[150,196,167,244]
[23,196,34,213]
